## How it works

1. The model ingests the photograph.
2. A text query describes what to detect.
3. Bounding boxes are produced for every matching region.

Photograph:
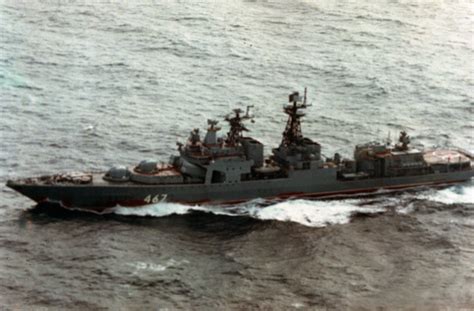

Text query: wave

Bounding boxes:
[113,181,474,227]
[243,199,384,227]
[115,198,384,228]
[115,202,198,217]
[127,258,189,274]
[415,183,474,205]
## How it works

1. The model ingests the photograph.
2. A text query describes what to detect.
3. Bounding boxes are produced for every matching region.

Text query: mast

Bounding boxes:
[281,88,309,147]
[224,106,254,146]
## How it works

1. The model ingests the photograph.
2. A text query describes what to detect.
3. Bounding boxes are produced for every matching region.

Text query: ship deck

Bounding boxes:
[423,149,471,165]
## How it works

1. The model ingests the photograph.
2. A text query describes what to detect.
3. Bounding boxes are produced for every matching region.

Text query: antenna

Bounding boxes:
[281,88,309,146]
[207,119,221,131]
[303,87,307,106]
[224,105,255,145]
[245,105,254,118]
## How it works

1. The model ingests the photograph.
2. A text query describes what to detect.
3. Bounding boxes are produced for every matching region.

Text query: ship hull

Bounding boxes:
[7,170,473,213]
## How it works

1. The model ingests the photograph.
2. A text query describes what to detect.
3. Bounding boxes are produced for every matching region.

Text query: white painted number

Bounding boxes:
[144,195,151,203]
[144,194,168,204]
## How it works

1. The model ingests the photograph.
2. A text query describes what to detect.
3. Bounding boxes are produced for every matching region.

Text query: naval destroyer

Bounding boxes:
[6,90,474,213]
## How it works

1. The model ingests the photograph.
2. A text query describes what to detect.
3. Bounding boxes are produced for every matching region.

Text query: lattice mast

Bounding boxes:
[281,88,309,147]
[224,106,254,145]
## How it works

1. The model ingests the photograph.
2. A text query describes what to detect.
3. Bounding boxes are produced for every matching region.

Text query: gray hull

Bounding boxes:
[8,169,473,213]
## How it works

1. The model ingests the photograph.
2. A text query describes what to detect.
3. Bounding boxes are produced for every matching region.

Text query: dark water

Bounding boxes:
[1,0,473,309]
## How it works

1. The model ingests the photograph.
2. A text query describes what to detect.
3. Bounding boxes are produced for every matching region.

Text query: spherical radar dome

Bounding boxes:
[135,160,158,174]
[104,166,131,182]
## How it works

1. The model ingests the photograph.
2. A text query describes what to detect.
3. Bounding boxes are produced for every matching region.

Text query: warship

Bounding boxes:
[6,89,474,213]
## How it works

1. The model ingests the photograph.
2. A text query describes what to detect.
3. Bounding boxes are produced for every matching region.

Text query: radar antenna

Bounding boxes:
[396,131,410,151]
[207,119,221,131]
[281,87,310,147]
[224,105,254,145]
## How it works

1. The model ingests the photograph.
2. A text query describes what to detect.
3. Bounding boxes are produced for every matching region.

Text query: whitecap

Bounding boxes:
[245,199,383,227]
[114,198,383,228]
[417,183,474,205]
[115,202,197,217]
[127,258,189,274]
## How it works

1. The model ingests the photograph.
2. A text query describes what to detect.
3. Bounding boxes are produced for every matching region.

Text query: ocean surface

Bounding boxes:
[1,0,473,309]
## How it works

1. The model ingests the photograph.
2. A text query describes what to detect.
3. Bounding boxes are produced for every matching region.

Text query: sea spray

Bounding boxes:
[114,198,383,227]
[417,182,474,205]
[114,183,473,226]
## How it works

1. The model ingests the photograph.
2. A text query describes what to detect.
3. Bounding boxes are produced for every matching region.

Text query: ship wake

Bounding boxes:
[114,182,474,227]
[416,183,474,205]
[115,198,385,228]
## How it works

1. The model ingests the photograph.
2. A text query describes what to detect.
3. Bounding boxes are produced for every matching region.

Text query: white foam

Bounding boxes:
[397,202,416,215]
[246,199,383,227]
[291,302,305,309]
[115,202,198,217]
[129,261,167,273]
[127,259,189,274]
[113,183,473,227]
[114,198,382,228]
[417,183,474,205]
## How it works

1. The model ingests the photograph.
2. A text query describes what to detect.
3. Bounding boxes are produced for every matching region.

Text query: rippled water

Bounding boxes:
[1,0,473,309]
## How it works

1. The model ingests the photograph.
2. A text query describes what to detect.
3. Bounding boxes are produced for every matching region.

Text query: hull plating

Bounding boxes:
[8,170,473,213]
